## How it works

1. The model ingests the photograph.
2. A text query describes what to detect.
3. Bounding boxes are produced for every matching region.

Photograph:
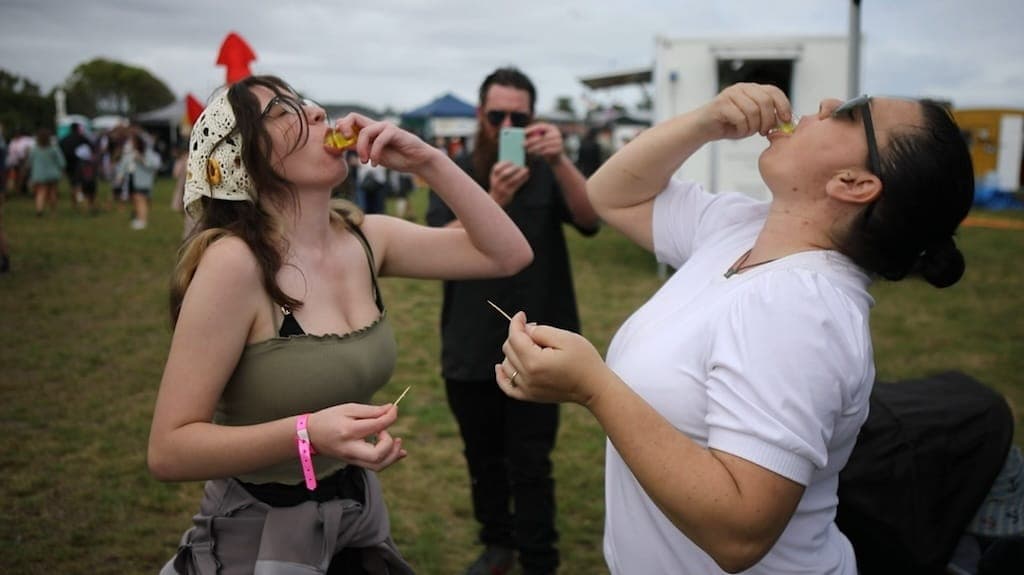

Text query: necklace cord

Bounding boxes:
[724,249,779,278]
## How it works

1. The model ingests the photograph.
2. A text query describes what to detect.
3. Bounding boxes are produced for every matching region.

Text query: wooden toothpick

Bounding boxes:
[393,386,411,406]
[486,299,513,322]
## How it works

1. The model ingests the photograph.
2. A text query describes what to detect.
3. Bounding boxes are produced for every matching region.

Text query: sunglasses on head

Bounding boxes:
[832,94,881,177]
[485,110,531,128]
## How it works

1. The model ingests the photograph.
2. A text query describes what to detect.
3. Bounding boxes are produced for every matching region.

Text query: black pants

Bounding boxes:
[446,378,560,574]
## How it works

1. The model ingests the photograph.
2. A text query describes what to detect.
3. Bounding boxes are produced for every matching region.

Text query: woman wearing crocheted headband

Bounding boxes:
[149,75,532,574]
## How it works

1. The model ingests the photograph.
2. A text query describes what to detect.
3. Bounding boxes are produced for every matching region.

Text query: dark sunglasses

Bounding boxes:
[485,109,530,128]
[832,95,881,177]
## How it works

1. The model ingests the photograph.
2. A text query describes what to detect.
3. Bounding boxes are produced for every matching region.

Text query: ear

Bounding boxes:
[825,169,882,206]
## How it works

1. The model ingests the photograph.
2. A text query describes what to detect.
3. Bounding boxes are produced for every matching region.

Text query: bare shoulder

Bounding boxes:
[350,213,399,246]
[194,234,262,287]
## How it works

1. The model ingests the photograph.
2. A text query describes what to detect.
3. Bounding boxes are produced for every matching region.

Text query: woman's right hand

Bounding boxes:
[307,403,407,471]
[334,113,441,174]
[496,312,611,407]
[699,82,792,141]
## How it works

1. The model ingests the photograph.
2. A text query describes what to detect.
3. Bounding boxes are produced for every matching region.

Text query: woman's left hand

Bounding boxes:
[495,311,610,406]
[334,113,439,173]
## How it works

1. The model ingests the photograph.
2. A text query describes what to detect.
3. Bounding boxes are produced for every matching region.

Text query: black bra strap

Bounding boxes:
[344,220,385,313]
[275,215,383,337]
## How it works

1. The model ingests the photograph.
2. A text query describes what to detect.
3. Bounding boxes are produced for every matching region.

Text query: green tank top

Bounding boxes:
[213,223,397,485]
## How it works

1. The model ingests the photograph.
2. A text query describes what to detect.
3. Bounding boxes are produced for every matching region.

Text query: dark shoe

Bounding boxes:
[464,545,514,575]
[0,255,8,273]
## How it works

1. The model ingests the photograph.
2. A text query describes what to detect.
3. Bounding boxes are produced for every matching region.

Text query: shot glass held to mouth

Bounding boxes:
[324,127,359,153]
[777,110,799,135]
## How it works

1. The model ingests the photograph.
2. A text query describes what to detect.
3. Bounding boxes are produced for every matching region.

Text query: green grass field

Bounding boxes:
[1,179,1021,574]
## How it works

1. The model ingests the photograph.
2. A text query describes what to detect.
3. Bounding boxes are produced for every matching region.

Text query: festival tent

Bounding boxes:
[134,99,185,146]
[402,93,476,119]
[401,93,477,139]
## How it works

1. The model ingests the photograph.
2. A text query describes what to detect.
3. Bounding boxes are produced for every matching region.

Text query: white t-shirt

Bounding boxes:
[603,179,874,575]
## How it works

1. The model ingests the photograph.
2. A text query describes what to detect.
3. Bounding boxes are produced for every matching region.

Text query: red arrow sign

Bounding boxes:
[216,32,256,84]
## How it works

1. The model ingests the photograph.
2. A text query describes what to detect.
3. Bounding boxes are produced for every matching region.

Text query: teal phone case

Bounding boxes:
[498,127,525,167]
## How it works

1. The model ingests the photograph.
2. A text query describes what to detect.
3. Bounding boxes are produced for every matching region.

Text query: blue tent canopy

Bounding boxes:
[402,93,476,119]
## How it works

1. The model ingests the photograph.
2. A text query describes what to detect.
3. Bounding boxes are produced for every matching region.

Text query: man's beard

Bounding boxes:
[471,124,498,188]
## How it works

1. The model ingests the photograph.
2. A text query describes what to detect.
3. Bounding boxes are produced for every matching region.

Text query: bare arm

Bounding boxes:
[148,238,299,480]
[525,123,600,230]
[588,83,791,251]
[497,314,803,572]
[337,114,533,280]
[147,238,404,481]
[584,367,802,572]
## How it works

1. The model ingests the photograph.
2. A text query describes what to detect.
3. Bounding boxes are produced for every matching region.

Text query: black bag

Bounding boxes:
[836,371,1014,574]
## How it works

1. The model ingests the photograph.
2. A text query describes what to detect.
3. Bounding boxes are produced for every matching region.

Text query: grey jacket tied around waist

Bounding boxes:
[160,469,414,575]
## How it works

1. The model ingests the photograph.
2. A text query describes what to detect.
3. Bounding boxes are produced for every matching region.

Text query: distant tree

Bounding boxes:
[554,96,576,118]
[0,69,42,95]
[62,58,175,117]
[0,68,52,134]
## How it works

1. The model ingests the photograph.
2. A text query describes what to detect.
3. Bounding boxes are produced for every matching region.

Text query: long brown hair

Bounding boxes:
[169,75,329,327]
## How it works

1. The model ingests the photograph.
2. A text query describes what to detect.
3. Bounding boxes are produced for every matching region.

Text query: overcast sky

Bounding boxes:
[2,0,1022,116]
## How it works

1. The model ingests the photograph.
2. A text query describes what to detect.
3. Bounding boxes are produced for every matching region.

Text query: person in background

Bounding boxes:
[577,125,606,177]
[6,130,34,196]
[60,122,90,209]
[0,188,8,273]
[495,84,975,574]
[357,160,389,215]
[28,128,65,216]
[148,74,531,574]
[73,135,99,214]
[0,122,7,189]
[389,170,416,221]
[330,149,360,203]
[169,142,195,238]
[0,122,6,272]
[426,66,600,575]
[114,133,161,230]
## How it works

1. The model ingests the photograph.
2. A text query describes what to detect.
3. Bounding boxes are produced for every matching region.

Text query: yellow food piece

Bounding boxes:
[325,129,358,150]
[779,122,795,135]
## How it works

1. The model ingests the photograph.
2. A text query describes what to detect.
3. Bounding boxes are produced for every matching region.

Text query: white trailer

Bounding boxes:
[653,35,850,200]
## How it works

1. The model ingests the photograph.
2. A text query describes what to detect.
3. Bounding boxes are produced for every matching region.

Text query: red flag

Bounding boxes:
[216,32,256,84]
[184,93,204,125]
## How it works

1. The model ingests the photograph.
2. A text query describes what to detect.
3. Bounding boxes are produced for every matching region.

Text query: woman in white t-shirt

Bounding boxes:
[495,83,974,574]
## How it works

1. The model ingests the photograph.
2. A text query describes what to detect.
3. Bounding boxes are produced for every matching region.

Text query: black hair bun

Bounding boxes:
[918,236,965,288]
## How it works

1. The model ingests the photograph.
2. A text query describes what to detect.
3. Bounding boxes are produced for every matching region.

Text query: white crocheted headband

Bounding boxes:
[183,90,256,218]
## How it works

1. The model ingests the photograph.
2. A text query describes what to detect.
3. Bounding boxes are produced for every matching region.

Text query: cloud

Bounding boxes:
[1,0,1022,114]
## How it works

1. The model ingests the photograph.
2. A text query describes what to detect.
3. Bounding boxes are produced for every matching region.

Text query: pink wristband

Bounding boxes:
[296,414,317,491]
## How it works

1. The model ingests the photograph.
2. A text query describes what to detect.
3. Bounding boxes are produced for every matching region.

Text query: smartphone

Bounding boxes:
[498,127,526,167]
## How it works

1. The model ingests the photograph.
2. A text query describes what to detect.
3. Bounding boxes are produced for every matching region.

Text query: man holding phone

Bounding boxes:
[427,67,599,575]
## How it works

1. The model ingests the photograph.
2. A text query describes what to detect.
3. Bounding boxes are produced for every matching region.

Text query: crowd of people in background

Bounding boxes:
[2,120,166,222]
[0,108,614,280]
[0,119,177,274]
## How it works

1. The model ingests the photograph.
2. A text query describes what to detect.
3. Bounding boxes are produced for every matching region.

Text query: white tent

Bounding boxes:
[134,100,185,147]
